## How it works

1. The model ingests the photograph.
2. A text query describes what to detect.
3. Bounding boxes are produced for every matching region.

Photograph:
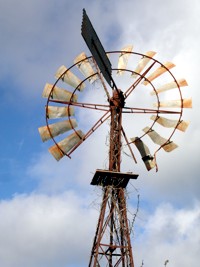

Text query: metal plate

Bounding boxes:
[91,169,138,188]
[81,9,112,87]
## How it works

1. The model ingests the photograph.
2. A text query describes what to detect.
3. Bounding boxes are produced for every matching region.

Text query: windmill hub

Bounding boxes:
[110,89,125,108]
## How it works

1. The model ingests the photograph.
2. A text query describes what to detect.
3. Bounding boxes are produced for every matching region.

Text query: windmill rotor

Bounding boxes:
[39,48,191,170]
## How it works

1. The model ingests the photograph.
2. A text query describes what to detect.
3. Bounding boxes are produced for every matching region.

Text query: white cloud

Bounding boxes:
[0,192,98,267]
[134,201,200,266]
[0,192,199,267]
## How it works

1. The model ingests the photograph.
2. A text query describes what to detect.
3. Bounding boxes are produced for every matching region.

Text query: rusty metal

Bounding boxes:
[42,83,78,102]
[55,65,85,91]
[154,98,192,108]
[40,49,190,169]
[88,88,137,267]
[143,126,178,152]
[48,130,85,161]
[38,119,77,142]
[131,51,156,78]
[47,106,75,119]
[150,78,188,95]
[142,61,175,85]
[74,52,98,83]
[150,115,190,132]
[117,45,133,75]
[39,39,191,265]
[130,137,156,171]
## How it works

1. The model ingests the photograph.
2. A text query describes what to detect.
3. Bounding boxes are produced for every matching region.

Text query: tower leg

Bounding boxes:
[88,186,134,267]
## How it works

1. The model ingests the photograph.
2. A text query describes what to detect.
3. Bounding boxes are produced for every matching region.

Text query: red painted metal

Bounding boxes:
[41,49,189,264]
[88,89,136,267]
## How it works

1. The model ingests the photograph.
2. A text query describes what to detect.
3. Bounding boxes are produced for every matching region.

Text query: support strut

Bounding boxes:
[89,90,138,267]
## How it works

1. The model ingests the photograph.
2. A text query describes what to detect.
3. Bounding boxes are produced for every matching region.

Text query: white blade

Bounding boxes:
[47,106,75,119]
[150,115,190,132]
[117,45,133,75]
[55,65,85,91]
[143,126,178,152]
[150,79,188,95]
[42,83,77,102]
[132,51,156,78]
[48,130,85,161]
[142,62,175,85]
[74,52,97,83]
[38,119,77,142]
[130,137,156,171]
[153,98,192,108]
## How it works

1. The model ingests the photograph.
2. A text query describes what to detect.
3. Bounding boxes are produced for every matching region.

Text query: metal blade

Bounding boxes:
[48,130,85,161]
[132,51,156,78]
[74,52,98,83]
[150,115,190,132]
[38,119,77,142]
[55,65,85,91]
[117,45,133,75]
[42,83,78,102]
[150,79,188,95]
[130,137,156,171]
[142,62,175,85]
[153,98,192,108]
[47,106,75,119]
[143,126,178,152]
[81,9,112,87]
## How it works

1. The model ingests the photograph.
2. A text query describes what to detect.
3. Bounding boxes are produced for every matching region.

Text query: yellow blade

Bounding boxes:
[117,45,133,75]
[150,79,188,95]
[153,98,192,108]
[47,106,75,119]
[48,130,85,161]
[142,62,175,85]
[38,119,77,142]
[74,52,97,83]
[42,83,77,102]
[150,115,190,132]
[143,126,178,152]
[55,65,85,91]
[132,51,156,78]
[130,137,156,171]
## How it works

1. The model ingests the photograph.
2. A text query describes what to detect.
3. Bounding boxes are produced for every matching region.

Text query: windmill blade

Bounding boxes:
[49,130,85,161]
[74,52,98,83]
[143,126,178,152]
[55,65,85,91]
[47,106,75,119]
[42,83,78,102]
[153,98,192,108]
[38,119,78,142]
[150,79,188,95]
[117,45,133,75]
[130,137,156,171]
[142,62,175,85]
[150,115,190,132]
[131,51,156,78]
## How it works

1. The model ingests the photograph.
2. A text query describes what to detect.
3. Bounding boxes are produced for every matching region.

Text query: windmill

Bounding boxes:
[38,9,192,267]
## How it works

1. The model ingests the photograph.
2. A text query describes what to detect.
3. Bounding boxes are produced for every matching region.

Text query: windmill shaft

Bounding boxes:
[109,105,122,172]
[89,90,134,267]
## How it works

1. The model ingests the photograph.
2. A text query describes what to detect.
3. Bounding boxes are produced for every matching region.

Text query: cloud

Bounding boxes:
[0,191,98,267]
[0,192,199,267]
[134,201,200,266]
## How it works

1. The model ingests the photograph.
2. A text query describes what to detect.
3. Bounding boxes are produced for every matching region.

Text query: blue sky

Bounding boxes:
[0,0,200,266]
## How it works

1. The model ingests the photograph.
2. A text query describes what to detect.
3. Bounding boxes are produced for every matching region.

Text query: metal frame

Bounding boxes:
[45,51,183,162]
